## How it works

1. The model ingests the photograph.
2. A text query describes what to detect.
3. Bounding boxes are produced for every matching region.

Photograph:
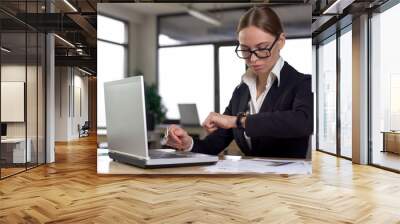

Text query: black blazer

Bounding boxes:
[192,62,313,158]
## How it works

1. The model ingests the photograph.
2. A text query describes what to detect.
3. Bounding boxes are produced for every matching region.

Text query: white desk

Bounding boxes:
[97,149,312,175]
[1,138,31,163]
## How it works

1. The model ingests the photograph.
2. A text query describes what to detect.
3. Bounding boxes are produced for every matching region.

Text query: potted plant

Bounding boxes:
[144,83,167,130]
[132,70,167,130]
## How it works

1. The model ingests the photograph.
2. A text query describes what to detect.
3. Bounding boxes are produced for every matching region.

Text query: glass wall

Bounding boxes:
[27,31,38,169]
[317,35,337,154]
[0,2,46,179]
[1,31,27,177]
[315,16,355,160]
[371,2,400,171]
[339,27,352,158]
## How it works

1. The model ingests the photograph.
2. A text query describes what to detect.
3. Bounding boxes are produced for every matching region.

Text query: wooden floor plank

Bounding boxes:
[1,135,400,223]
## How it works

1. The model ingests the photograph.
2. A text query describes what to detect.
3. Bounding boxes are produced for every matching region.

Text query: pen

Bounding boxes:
[160,127,169,145]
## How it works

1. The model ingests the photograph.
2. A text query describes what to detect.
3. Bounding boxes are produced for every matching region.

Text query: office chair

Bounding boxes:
[79,121,90,138]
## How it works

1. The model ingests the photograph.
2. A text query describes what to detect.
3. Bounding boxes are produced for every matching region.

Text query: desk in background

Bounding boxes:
[1,138,32,163]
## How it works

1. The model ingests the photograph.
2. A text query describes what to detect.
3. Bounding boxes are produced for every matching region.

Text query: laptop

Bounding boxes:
[104,76,218,168]
[178,103,201,127]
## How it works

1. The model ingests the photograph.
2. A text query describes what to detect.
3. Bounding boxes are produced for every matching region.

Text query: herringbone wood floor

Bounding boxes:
[1,135,400,224]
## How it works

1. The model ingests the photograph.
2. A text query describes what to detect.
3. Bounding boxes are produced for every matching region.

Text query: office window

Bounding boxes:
[218,46,246,113]
[318,36,337,154]
[339,28,352,158]
[281,38,312,75]
[97,15,127,128]
[158,45,214,123]
[98,15,127,44]
[371,3,400,171]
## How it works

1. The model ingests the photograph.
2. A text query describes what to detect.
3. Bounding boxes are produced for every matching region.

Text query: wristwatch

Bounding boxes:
[236,112,247,129]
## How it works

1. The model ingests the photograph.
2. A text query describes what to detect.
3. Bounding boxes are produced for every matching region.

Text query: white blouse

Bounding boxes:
[241,57,284,149]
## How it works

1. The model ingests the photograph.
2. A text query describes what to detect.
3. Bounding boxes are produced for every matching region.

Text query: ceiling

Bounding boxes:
[1,0,392,74]
[311,0,390,43]
[119,3,254,15]
[1,1,312,76]
[157,4,311,45]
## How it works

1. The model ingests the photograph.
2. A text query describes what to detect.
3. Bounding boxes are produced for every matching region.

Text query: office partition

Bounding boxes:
[0,1,46,179]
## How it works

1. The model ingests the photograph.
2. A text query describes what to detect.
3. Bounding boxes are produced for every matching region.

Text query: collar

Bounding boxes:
[242,56,284,87]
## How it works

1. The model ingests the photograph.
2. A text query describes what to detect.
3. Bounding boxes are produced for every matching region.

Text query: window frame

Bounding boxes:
[314,20,353,161]
[96,14,129,128]
[0,1,47,179]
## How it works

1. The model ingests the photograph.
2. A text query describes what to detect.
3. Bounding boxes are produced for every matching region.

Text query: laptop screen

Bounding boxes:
[104,76,149,159]
[178,104,200,126]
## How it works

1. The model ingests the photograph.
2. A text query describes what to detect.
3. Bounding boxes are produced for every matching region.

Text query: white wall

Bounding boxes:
[72,74,89,137]
[1,65,35,137]
[55,67,89,141]
[55,67,68,141]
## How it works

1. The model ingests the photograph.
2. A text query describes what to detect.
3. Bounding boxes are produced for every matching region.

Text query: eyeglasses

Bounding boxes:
[235,35,280,59]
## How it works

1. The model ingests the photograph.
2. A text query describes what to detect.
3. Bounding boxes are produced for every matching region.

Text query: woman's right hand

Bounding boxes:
[163,125,193,151]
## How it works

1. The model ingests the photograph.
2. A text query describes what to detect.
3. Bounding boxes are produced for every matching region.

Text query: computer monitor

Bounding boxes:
[1,123,7,137]
[178,104,201,127]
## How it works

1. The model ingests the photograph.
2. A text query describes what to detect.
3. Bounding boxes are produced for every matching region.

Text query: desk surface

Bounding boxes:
[381,131,400,134]
[97,149,311,175]
[1,138,27,143]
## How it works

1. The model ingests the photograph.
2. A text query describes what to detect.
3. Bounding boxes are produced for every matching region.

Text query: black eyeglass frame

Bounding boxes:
[235,34,281,59]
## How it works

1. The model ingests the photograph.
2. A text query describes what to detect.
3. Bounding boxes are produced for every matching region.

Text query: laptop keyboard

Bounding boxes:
[149,150,191,159]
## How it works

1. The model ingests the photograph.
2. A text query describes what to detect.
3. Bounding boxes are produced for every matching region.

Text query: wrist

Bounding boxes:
[184,136,193,150]
[236,112,248,129]
[231,116,238,128]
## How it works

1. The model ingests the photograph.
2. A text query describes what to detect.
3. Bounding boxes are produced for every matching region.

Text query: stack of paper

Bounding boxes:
[202,158,312,174]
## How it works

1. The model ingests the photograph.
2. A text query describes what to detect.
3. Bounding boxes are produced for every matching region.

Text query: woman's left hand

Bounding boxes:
[202,112,236,133]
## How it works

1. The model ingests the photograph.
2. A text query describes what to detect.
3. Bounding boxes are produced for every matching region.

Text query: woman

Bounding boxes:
[164,6,313,158]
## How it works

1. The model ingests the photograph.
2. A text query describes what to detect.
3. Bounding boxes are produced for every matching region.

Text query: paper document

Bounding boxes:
[202,158,312,174]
